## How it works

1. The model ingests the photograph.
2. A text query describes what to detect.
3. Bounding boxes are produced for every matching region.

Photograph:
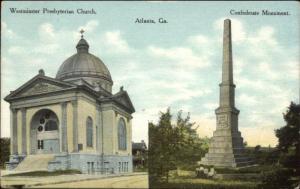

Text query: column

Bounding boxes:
[10,107,18,155]
[72,100,78,152]
[61,102,68,152]
[21,108,27,154]
[96,104,101,152]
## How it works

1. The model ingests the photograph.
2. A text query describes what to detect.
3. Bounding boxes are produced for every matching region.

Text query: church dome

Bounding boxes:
[56,36,113,92]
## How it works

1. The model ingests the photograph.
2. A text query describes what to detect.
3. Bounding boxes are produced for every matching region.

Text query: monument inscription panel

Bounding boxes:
[217,114,228,128]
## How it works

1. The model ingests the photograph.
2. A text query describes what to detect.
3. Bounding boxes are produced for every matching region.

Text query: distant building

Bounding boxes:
[132,140,147,169]
[4,32,135,174]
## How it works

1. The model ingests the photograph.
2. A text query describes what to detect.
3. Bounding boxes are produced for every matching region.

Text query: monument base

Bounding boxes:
[200,128,254,168]
[200,153,254,168]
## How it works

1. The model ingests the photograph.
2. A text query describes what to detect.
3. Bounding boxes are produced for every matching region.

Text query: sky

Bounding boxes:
[1,1,299,147]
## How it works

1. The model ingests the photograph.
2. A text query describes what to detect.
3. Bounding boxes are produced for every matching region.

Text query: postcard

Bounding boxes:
[1,1,299,189]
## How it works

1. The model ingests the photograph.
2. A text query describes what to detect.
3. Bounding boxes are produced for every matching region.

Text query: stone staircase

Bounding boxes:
[14,154,55,172]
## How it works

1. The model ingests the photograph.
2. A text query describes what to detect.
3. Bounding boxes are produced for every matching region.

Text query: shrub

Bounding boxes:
[215,165,274,174]
[258,167,294,189]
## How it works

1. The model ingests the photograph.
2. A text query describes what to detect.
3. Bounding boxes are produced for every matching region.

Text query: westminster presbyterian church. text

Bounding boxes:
[9,8,96,15]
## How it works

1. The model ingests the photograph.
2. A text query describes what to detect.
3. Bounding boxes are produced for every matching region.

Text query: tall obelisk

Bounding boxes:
[200,19,252,167]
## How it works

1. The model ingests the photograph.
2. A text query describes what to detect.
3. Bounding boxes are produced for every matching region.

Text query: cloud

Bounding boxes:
[203,102,218,110]
[257,62,280,80]
[38,23,56,41]
[78,20,99,33]
[234,57,246,75]
[8,46,26,55]
[187,34,210,47]
[248,26,278,47]
[214,18,246,43]
[101,31,132,54]
[284,61,299,79]
[1,21,16,38]
[148,46,210,69]
[237,93,258,107]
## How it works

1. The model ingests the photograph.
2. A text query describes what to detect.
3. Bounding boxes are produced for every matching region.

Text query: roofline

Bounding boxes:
[56,73,113,83]
[4,74,76,100]
[100,97,135,114]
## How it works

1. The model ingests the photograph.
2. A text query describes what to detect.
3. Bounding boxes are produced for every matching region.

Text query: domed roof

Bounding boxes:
[56,37,112,83]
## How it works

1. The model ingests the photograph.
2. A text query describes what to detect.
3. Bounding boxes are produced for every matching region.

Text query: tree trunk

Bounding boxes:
[166,170,169,183]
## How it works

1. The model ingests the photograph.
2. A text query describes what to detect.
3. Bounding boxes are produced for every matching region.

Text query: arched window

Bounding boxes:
[86,117,93,147]
[118,118,127,150]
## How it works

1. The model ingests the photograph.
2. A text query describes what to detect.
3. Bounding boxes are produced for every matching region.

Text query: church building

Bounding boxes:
[4,31,135,174]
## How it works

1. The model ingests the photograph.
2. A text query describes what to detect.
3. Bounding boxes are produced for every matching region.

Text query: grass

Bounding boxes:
[151,176,259,189]
[150,166,271,189]
[133,166,148,172]
[207,164,276,174]
[3,169,81,177]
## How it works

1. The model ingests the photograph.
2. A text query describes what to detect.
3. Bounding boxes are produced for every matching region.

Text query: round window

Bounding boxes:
[45,113,50,119]
[39,118,45,124]
[38,125,43,132]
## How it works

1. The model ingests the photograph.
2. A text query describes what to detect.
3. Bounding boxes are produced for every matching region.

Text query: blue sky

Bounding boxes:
[1,1,299,146]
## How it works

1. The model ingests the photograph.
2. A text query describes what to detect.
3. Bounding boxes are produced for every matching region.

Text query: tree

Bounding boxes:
[173,111,208,170]
[148,109,208,185]
[149,109,176,183]
[0,138,10,168]
[275,102,300,172]
[257,102,300,189]
[254,145,261,153]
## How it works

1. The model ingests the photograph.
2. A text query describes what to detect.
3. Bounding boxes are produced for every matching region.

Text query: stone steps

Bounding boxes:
[14,154,55,171]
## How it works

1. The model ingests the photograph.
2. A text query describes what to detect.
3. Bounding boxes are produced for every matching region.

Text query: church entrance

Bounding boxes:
[30,109,60,154]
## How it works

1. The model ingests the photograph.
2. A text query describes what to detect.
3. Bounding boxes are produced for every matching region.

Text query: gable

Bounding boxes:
[5,75,76,101]
[115,96,131,109]
[113,91,135,113]
[20,81,65,96]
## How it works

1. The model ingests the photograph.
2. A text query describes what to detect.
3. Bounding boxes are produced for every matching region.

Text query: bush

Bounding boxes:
[215,165,274,174]
[258,167,294,189]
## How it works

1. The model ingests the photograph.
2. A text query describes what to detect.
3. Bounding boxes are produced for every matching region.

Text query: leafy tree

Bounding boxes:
[275,102,300,172]
[148,109,208,185]
[173,111,208,170]
[149,109,176,183]
[254,145,261,153]
[0,138,10,168]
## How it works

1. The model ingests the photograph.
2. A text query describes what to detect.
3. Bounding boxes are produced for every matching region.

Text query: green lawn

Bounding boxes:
[150,168,264,189]
[214,164,275,174]
[151,176,259,189]
[133,166,148,172]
